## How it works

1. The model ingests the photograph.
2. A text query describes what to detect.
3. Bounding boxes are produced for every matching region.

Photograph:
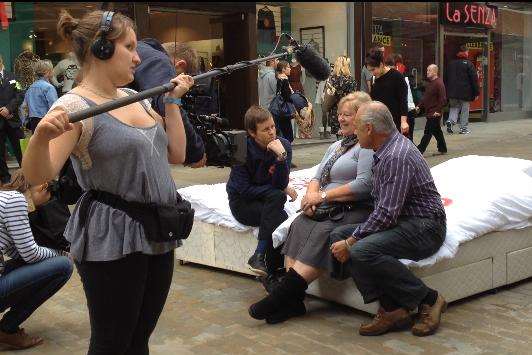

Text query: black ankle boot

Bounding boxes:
[265,299,306,324]
[248,268,308,320]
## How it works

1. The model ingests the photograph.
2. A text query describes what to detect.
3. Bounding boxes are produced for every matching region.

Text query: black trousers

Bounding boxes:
[229,189,288,273]
[332,216,445,310]
[0,125,22,183]
[76,251,174,355]
[417,116,447,154]
[406,110,416,142]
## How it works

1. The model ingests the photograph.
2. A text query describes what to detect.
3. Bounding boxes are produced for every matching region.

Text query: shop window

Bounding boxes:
[256,2,350,138]
[492,6,532,113]
[371,2,438,104]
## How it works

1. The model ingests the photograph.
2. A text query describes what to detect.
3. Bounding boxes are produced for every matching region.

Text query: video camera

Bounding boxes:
[182,83,247,168]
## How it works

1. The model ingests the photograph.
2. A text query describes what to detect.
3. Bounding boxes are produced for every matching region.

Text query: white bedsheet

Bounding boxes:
[178,156,532,269]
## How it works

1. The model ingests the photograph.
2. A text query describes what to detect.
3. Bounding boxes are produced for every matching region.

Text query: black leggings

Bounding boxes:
[76,251,174,355]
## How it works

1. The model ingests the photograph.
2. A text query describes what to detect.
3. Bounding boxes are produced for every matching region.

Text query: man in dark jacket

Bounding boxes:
[445,45,479,135]
[227,106,296,279]
[0,54,24,183]
[416,64,447,155]
[132,39,205,166]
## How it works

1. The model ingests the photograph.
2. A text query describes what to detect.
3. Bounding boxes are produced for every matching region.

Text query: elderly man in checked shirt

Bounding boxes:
[329,101,447,337]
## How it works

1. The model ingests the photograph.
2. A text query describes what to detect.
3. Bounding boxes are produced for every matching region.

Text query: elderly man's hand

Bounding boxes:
[330,240,351,263]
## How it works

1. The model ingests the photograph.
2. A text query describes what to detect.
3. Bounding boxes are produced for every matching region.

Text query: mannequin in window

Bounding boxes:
[50,52,80,96]
[257,5,276,55]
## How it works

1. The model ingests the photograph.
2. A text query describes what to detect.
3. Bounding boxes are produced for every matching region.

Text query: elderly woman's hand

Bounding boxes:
[301,191,324,211]
[330,240,351,263]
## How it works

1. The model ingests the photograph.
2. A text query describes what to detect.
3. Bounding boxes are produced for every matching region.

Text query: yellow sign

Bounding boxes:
[372,34,391,47]
[466,42,493,51]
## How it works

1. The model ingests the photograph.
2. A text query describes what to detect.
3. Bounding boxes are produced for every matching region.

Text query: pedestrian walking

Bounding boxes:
[445,45,479,135]
[416,64,447,155]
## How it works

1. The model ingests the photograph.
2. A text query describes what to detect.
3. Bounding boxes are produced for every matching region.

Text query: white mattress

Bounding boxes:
[178,155,532,268]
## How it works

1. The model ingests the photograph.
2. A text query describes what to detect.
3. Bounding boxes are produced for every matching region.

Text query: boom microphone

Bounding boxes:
[293,44,331,82]
[67,35,331,123]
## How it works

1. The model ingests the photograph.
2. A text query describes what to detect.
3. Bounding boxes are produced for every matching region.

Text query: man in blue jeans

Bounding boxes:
[329,101,447,337]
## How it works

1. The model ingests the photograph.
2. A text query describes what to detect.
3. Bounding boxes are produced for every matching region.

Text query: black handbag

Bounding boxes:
[309,202,357,222]
[29,198,71,251]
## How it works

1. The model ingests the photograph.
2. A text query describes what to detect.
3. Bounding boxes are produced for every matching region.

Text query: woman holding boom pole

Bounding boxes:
[22,9,193,355]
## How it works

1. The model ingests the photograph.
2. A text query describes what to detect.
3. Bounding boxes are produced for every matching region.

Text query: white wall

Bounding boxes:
[290,2,348,63]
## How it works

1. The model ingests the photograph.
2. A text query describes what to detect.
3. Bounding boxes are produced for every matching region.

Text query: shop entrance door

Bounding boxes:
[442,32,490,121]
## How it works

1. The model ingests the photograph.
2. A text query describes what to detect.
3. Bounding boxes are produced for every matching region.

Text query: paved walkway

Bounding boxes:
[2,119,531,354]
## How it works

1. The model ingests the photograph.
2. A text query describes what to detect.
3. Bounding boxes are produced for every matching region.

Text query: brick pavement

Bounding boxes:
[1,119,531,354]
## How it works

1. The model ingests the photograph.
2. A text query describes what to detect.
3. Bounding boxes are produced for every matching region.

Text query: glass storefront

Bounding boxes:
[492,5,532,115]
[1,1,530,128]
[256,2,350,138]
[371,2,438,106]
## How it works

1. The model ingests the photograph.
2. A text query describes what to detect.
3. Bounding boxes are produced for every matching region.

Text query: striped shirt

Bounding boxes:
[353,131,446,239]
[0,191,63,275]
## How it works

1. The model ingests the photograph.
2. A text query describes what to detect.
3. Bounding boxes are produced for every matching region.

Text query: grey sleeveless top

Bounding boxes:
[54,90,180,262]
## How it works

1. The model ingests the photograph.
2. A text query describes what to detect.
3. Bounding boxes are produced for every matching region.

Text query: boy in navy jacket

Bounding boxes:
[227,106,296,279]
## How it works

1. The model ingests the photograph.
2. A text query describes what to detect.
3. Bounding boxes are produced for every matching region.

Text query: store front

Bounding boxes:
[370,2,532,122]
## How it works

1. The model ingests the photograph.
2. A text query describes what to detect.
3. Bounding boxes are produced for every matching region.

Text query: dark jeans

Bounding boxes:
[417,116,447,154]
[0,256,73,333]
[229,189,288,273]
[275,115,294,143]
[0,125,23,183]
[76,251,174,355]
[331,216,445,310]
[407,110,416,142]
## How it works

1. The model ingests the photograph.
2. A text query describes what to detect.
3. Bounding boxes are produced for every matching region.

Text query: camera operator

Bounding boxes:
[226,106,297,285]
[133,38,206,168]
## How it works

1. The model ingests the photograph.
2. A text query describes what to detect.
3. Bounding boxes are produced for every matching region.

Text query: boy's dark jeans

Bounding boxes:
[229,189,288,273]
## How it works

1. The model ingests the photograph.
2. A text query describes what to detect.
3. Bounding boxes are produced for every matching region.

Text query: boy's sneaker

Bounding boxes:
[459,128,471,134]
[248,253,268,276]
[446,121,453,134]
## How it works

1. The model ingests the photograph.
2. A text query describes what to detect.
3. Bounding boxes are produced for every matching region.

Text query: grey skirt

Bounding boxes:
[282,205,372,273]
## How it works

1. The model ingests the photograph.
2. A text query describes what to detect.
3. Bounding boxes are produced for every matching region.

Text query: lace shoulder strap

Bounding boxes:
[50,93,94,170]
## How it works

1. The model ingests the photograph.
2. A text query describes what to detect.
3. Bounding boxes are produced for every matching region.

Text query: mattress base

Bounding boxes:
[176,220,532,314]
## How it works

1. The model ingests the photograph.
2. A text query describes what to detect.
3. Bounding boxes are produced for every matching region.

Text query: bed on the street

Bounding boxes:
[175,156,532,314]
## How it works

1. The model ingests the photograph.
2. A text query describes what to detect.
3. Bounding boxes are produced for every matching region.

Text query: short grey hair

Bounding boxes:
[33,60,53,77]
[428,64,439,73]
[358,101,396,134]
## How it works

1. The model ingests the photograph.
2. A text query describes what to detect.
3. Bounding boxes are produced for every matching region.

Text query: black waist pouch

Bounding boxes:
[79,190,195,242]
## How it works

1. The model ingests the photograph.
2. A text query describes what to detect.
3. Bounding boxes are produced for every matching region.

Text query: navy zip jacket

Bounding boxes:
[226,136,292,201]
[132,39,205,164]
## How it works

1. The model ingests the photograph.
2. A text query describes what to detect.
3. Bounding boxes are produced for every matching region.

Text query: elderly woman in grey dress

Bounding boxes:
[248,92,374,324]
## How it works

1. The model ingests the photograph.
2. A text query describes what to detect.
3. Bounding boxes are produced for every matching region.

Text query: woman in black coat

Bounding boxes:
[366,48,409,135]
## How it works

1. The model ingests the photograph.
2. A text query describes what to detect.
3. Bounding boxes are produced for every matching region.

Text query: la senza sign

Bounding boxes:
[441,2,498,29]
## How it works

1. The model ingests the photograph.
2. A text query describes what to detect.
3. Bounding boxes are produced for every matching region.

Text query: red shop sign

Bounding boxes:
[441,2,498,29]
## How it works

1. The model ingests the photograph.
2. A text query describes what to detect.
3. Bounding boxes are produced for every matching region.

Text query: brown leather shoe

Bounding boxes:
[412,294,447,336]
[359,308,413,336]
[0,328,44,350]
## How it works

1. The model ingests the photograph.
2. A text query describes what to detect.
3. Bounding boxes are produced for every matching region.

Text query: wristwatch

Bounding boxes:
[320,191,328,202]
[277,151,287,162]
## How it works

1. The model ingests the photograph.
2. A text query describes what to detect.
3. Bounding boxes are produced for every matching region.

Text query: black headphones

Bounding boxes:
[91,11,115,60]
